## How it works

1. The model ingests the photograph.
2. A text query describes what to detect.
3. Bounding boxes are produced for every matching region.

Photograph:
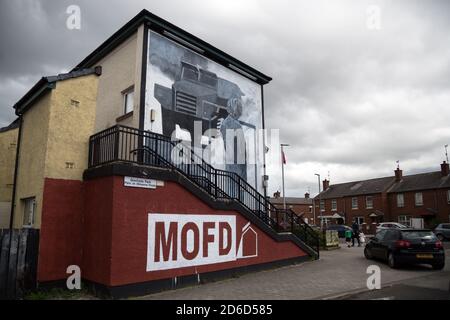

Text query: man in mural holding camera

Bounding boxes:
[217,95,247,181]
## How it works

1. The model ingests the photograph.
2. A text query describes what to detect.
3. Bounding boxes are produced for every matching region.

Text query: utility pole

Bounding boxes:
[280,144,289,210]
[315,173,321,228]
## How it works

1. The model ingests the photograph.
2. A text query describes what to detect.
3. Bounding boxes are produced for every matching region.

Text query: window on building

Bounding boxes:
[398,215,412,227]
[366,196,374,209]
[123,86,135,114]
[331,199,337,211]
[22,197,36,228]
[352,197,358,209]
[397,193,404,208]
[447,190,450,204]
[356,216,364,225]
[320,200,325,212]
[415,192,423,206]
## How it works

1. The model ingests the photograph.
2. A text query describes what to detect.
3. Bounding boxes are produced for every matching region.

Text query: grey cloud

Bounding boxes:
[1,0,449,198]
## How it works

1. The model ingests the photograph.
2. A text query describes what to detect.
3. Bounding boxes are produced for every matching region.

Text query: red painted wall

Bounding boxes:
[83,176,307,287]
[38,178,84,282]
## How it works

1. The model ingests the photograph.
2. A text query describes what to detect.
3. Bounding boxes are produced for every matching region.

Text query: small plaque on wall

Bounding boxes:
[124,176,157,189]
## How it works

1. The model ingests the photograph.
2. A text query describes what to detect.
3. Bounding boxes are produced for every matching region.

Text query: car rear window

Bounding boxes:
[442,224,450,229]
[401,231,437,240]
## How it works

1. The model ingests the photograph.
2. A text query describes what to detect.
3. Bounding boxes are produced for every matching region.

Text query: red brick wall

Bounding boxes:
[388,189,450,225]
[82,176,307,287]
[38,178,84,282]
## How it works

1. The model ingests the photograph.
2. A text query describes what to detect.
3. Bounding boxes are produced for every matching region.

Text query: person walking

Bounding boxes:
[351,220,361,247]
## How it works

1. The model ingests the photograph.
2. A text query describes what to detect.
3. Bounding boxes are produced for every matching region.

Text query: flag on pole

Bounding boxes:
[282,150,287,164]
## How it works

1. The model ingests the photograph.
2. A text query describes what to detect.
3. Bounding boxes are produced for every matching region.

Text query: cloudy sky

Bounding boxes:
[1,0,450,197]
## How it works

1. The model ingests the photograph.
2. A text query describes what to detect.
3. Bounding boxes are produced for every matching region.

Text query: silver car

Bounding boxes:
[376,222,409,233]
[434,223,450,241]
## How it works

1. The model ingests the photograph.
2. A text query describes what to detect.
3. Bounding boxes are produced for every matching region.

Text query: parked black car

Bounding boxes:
[364,229,445,270]
[326,225,353,238]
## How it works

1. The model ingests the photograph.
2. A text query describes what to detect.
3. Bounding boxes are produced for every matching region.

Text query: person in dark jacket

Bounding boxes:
[351,220,361,247]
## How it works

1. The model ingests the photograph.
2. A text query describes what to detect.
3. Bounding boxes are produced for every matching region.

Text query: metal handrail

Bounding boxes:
[88,125,319,258]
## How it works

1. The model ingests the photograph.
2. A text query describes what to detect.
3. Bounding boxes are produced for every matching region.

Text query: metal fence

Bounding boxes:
[88,125,319,258]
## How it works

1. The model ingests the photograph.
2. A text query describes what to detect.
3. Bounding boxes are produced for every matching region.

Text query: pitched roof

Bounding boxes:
[0,118,20,133]
[73,9,272,85]
[387,171,450,193]
[270,197,313,205]
[317,176,396,199]
[13,67,102,116]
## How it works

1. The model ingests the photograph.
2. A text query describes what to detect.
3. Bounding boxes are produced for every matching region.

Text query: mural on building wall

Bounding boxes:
[145,31,263,190]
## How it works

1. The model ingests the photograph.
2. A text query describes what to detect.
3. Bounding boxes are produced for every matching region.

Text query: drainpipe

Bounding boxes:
[9,116,23,230]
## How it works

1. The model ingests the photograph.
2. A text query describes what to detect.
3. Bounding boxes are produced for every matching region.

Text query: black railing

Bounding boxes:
[88,125,319,258]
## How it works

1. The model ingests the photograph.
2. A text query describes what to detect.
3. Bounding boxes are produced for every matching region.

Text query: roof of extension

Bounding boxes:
[387,171,450,193]
[317,176,396,200]
[0,118,20,133]
[72,9,272,85]
[13,67,102,116]
[270,197,313,205]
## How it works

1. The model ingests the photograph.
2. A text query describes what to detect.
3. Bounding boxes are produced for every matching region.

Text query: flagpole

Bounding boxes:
[281,144,289,210]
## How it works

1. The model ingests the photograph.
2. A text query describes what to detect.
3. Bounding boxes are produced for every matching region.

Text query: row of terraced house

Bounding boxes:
[312,164,450,234]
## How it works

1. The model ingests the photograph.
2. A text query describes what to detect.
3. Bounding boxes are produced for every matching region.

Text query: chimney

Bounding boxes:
[441,161,449,177]
[304,192,310,199]
[322,179,330,191]
[395,168,403,181]
[273,191,281,199]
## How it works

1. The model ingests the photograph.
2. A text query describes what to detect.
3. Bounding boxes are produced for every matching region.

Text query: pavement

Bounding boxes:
[137,241,450,300]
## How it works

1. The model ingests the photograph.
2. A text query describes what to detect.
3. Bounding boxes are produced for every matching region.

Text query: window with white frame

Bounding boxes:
[398,215,412,227]
[366,196,374,209]
[331,199,337,211]
[356,216,364,225]
[397,193,404,208]
[22,197,36,228]
[352,197,358,209]
[415,192,423,206]
[123,86,134,114]
[320,200,325,212]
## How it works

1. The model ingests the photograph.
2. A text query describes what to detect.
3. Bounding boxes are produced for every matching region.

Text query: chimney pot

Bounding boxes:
[395,168,403,181]
[304,192,310,199]
[322,179,330,191]
[441,161,449,177]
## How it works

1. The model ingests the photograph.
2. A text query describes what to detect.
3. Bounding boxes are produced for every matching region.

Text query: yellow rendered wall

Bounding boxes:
[13,93,52,228]
[0,127,18,228]
[13,75,99,228]
[94,31,139,131]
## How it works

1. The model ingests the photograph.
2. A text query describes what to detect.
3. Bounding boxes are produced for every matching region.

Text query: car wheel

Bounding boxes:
[388,252,398,269]
[436,234,445,242]
[364,247,373,260]
[432,263,445,270]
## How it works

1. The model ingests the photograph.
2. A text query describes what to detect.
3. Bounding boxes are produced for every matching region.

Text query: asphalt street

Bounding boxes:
[138,241,450,300]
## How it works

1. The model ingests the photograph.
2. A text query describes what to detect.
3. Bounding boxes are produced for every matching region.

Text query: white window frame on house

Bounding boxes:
[366,196,374,209]
[320,200,325,212]
[122,86,135,115]
[331,199,337,211]
[22,197,36,228]
[398,215,412,227]
[352,197,358,209]
[397,193,404,208]
[415,192,423,206]
[356,216,364,225]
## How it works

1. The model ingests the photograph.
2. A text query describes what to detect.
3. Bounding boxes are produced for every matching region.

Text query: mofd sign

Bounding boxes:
[147,214,257,271]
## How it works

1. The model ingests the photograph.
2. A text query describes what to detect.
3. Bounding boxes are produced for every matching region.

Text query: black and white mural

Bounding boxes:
[144,31,264,192]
